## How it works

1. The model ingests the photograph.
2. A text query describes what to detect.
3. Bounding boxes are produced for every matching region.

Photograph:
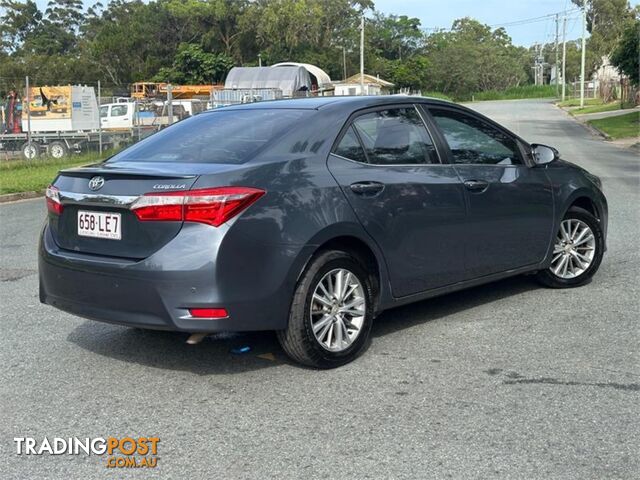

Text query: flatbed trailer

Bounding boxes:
[0,128,158,160]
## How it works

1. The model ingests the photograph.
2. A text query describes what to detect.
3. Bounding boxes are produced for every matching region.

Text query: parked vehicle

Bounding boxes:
[1,86,132,159]
[39,96,608,368]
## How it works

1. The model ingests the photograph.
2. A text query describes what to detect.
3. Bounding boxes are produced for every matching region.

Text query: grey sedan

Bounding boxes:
[39,96,607,367]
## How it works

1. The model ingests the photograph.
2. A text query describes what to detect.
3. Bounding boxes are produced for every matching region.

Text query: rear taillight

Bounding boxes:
[130,187,265,227]
[45,185,63,215]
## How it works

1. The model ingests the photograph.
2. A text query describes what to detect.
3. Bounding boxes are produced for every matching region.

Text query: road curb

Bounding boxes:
[554,103,610,140]
[0,191,44,204]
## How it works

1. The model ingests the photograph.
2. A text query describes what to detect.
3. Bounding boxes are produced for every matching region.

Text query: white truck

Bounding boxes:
[0,86,158,159]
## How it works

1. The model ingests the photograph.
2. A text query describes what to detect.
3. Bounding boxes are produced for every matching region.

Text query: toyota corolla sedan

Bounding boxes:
[39,96,607,368]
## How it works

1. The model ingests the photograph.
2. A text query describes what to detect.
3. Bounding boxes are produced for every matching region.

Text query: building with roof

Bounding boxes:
[334,73,395,96]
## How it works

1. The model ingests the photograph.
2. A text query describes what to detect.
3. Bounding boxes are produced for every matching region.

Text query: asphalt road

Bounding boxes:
[1,99,638,479]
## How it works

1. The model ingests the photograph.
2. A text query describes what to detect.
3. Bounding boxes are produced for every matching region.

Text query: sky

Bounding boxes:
[32,0,640,47]
[375,0,640,45]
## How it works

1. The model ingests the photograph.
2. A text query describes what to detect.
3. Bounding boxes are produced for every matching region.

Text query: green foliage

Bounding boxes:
[557,97,604,107]
[420,92,454,101]
[570,102,629,115]
[572,0,637,59]
[611,19,640,85]
[470,85,558,101]
[0,149,115,195]
[422,18,528,99]
[588,111,640,139]
[153,44,235,84]
[2,0,632,101]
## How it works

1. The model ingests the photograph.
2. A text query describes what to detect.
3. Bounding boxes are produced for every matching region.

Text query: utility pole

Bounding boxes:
[167,84,173,126]
[562,16,567,101]
[25,76,31,154]
[555,14,560,96]
[258,53,262,67]
[580,0,587,108]
[360,15,365,95]
[342,46,347,81]
[97,80,102,155]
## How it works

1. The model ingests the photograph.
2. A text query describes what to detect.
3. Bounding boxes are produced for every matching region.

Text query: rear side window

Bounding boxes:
[350,107,438,165]
[430,108,521,165]
[334,126,367,163]
[107,109,310,164]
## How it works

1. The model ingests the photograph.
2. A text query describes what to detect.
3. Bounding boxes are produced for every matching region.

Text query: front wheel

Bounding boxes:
[277,250,374,368]
[536,207,604,288]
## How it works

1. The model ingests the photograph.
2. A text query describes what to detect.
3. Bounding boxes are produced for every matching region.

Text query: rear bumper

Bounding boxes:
[39,223,302,332]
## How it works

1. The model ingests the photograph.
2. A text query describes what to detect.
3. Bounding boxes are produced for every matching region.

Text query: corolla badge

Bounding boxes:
[153,184,187,190]
[88,176,105,191]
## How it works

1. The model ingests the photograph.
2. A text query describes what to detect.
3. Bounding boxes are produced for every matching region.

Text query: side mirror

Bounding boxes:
[531,144,559,165]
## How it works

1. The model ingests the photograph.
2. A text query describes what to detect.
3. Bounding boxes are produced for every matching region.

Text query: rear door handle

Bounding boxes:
[350,181,385,196]
[463,180,489,192]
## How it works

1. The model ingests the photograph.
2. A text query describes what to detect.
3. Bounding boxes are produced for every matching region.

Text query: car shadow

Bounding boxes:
[371,275,541,338]
[67,275,541,375]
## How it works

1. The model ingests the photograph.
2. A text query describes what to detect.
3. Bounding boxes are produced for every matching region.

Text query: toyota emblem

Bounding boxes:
[88,176,105,191]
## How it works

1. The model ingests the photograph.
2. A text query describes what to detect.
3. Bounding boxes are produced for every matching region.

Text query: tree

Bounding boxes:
[367,13,423,61]
[611,19,640,84]
[423,18,527,98]
[153,43,234,83]
[572,0,636,61]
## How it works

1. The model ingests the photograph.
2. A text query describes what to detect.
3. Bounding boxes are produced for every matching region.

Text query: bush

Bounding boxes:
[470,85,557,101]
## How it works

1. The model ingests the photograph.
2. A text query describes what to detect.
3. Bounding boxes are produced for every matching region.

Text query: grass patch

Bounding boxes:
[570,102,631,116]
[470,85,557,102]
[0,150,113,195]
[556,97,602,108]
[588,112,640,139]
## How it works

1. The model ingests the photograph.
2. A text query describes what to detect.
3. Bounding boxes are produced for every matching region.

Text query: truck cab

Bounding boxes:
[100,103,135,130]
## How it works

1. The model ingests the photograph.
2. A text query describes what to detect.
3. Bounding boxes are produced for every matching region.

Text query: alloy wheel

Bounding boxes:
[550,219,596,279]
[310,268,366,352]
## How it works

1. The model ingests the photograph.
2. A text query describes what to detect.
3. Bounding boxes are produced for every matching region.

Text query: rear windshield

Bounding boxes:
[107,109,310,164]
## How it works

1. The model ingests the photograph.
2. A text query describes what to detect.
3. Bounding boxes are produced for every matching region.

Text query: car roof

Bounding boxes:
[208,95,456,112]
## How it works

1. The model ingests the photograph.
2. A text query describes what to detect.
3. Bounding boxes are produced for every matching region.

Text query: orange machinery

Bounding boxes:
[131,82,223,100]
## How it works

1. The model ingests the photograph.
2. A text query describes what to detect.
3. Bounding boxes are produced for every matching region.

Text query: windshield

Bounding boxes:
[107,109,310,164]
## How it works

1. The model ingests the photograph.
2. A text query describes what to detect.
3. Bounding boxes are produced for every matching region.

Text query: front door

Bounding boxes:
[327,105,468,298]
[427,106,554,278]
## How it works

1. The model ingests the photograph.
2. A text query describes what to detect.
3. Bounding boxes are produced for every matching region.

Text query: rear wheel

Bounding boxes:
[47,141,68,159]
[536,207,604,288]
[277,250,374,368]
[21,142,40,160]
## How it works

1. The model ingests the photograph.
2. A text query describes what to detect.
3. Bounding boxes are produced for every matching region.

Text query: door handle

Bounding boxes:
[463,180,489,192]
[350,181,385,196]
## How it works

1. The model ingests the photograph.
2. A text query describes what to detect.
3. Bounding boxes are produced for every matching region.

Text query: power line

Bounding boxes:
[422,8,582,35]
[489,9,580,29]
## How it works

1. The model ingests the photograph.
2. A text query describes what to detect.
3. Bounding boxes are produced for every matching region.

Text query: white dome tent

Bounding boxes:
[272,62,333,93]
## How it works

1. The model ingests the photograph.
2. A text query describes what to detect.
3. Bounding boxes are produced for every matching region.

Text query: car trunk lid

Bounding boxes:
[49,164,202,259]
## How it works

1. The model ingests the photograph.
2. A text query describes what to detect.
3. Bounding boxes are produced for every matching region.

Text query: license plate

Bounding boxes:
[77,211,121,240]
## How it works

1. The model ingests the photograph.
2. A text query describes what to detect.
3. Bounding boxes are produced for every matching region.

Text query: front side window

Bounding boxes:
[351,107,438,165]
[430,108,521,165]
[99,106,108,118]
[111,105,128,117]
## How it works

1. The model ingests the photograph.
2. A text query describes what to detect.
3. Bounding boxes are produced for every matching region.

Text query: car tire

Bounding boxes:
[47,141,69,159]
[535,207,604,288]
[21,142,40,160]
[277,250,374,368]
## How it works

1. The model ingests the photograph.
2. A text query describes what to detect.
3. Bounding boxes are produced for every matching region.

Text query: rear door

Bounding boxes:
[327,105,468,298]
[426,106,554,278]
